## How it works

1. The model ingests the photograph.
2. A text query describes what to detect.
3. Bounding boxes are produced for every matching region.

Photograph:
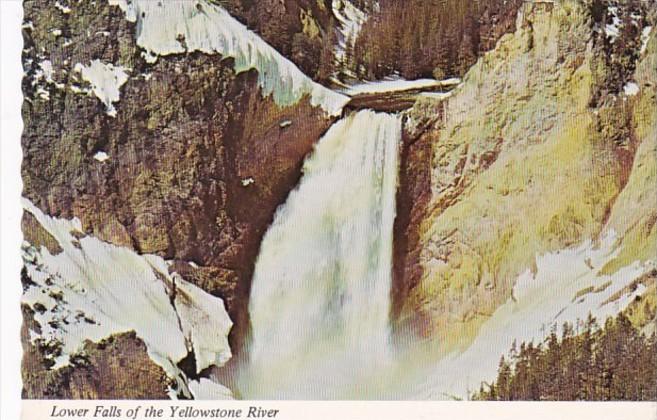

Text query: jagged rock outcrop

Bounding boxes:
[394,0,656,351]
[21,0,343,399]
[22,305,170,399]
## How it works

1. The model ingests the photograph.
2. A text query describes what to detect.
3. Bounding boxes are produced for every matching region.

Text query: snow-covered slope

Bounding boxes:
[107,0,349,116]
[419,232,654,398]
[21,199,233,399]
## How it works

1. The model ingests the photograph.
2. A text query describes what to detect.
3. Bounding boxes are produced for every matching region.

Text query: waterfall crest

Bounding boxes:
[240,110,401,399]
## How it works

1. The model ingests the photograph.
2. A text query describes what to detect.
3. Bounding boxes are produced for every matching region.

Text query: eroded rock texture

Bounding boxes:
[394,0,657,351]
[20,0,657,400]
[21,0,336,398]
[22,306,170,399]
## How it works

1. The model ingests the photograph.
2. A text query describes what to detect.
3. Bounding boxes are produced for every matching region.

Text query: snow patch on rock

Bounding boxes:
[74,60,129,117]
[189,378,233,400]
[605,6,622,42]
[641,26,653,55]
[93,151,110,162]
[55,1,72,14]
[30,60,66,98]
[623,81,640,96]
[107,0,348,116]
[35,87,50,101]
[38,60,54,82]
[420,91,456,101]
[21,199,233,399]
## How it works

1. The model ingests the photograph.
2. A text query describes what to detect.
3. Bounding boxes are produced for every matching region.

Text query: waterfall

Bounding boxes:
[239,110,402,399]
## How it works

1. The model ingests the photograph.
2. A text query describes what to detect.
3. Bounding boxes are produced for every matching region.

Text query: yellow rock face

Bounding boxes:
[403,0,657,352]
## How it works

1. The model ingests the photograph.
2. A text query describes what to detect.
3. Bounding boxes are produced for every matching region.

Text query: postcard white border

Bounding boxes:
[1,0,25,419]
[2,2,656,419]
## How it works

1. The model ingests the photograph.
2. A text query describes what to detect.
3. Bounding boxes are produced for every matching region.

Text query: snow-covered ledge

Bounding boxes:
[21,198,233,400]
[107,0,349,116]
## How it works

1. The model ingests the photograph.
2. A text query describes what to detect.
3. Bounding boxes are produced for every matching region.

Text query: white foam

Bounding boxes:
[241,110,401,399]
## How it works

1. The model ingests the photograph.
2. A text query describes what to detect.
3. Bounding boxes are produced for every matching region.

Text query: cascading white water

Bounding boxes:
[239,110,401,399]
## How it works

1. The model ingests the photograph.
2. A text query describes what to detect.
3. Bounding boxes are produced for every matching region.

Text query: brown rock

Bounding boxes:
[21,306,171,399]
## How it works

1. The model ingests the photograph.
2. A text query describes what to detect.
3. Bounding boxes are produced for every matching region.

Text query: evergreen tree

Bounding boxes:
[473,312,657,401]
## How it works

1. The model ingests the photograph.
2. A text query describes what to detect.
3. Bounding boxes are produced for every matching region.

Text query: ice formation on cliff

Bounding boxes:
[107,0,349,116]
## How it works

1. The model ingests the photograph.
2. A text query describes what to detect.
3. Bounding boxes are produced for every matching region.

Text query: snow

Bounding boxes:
[21,199,233,399]
[75,60,129,117]
[420,91,456,101]
[420,231,654,399]
[55,1,72,14]
[641,26,653,55]
[36,87,50,101]
[241,178,255,187]
[605,6,622,42]
[107,0,348,116]
[189,379,233,400]
[332,0,367,64]
[38,60,54,83]
[623,82,640,96]
[33,60,65,91]
[93,151,109,162]
[343,78,461,96]
[172,276,233,372]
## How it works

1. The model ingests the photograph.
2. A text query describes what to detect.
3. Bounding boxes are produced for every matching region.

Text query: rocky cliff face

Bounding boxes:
[21,0,343,399]
[19,0,656,401]
[394,0,656,352]
[220,0,340,82]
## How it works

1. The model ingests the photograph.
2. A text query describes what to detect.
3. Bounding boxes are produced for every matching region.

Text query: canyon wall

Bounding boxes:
[20,0,343,398]
[394,0,656,353]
